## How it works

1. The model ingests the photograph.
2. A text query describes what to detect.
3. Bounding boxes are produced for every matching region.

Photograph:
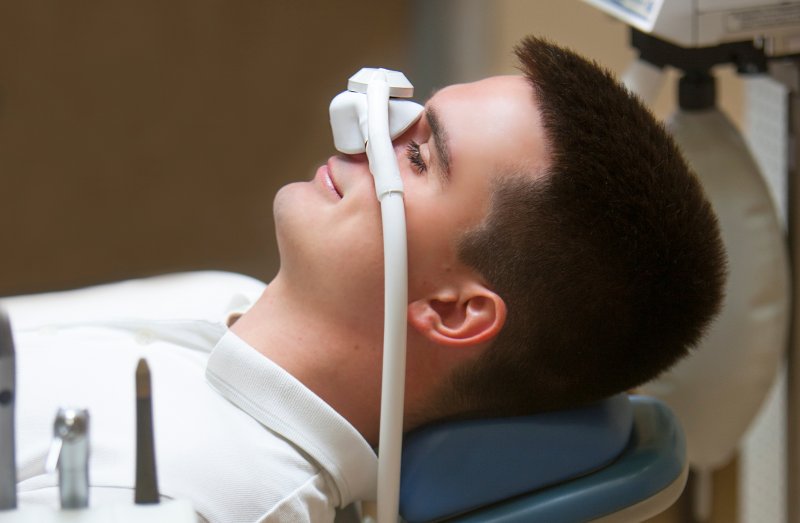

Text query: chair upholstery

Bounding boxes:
[399,395,685,523]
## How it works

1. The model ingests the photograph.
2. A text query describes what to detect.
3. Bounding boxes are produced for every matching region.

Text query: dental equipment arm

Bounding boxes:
[330,68,423,523]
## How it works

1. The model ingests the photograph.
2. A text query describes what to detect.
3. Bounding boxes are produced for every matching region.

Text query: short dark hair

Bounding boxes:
[440,37,727,418]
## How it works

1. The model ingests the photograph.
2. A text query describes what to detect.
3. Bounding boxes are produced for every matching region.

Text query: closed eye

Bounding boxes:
[406,140,428,174]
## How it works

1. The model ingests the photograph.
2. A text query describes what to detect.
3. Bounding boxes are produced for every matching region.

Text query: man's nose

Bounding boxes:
[346,152,368,164]
[336,152,372,180]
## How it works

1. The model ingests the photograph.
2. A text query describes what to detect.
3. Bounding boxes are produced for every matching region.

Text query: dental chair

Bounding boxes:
[399,394,687,523]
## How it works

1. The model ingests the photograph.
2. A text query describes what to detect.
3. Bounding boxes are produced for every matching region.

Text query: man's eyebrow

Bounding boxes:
[425,106,451,183]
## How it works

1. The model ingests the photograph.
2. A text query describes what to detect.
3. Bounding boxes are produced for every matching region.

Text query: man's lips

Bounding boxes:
[316,161,342,199]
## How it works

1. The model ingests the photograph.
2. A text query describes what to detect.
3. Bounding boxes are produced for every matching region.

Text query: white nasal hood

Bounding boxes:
[329,68,424,155]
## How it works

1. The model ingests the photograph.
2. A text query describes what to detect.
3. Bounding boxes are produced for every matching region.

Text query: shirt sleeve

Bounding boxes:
[257,473,336,523]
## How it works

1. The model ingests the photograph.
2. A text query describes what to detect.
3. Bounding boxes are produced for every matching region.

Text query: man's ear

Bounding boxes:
[408,283,507,347]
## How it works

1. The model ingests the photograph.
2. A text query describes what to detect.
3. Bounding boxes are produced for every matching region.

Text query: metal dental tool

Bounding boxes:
[0,307,17,510]
[135,358,159,504]
[330,68,424,523]
[46,407,90,509]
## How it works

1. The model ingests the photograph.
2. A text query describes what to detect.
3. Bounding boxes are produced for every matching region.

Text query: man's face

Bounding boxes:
[272,75,547,331]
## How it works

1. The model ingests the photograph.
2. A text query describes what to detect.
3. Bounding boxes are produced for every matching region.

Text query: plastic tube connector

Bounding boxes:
[366,70,403,198]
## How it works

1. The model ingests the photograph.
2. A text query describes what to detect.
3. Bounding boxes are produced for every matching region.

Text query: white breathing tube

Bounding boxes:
[329,69,424,522]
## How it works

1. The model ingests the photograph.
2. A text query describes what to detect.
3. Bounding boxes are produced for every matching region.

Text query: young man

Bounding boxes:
[12,37,725,522]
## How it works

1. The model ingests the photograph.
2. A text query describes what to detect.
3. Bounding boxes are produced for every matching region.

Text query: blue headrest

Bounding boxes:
[399,394,634,523]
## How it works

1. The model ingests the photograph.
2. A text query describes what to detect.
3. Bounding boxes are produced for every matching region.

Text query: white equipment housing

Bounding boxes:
[585,0,800,51]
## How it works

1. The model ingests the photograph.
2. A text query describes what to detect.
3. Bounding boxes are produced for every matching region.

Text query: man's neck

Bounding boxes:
[230,276,383,446]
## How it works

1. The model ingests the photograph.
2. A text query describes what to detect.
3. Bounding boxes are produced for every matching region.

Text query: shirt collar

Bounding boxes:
[205,330,378,506]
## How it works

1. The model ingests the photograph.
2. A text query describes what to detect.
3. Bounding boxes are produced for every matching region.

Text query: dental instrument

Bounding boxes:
[135,359,159,505]
[329,68,423,523]
[46,408,90,509]
[0,308,16,511]
[0,373,195,522]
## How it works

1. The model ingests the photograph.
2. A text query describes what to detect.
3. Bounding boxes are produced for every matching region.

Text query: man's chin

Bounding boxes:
[273,181,310,223]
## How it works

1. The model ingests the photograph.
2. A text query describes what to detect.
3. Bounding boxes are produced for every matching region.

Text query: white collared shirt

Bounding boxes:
[6,272,378,522]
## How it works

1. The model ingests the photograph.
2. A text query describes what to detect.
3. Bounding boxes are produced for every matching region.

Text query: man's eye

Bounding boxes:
[406,141,428,174]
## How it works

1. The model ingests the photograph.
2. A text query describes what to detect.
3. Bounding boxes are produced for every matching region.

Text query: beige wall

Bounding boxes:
[0,1,410,296]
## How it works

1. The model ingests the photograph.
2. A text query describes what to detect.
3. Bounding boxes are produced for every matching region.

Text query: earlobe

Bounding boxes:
[408,286,507,348]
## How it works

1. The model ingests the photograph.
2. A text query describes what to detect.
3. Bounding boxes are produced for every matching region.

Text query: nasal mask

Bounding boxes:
[328,68,423,523]
[330,68,424,195]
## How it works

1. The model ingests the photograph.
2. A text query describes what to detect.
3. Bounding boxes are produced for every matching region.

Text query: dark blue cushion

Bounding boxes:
[399,394,633,523]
